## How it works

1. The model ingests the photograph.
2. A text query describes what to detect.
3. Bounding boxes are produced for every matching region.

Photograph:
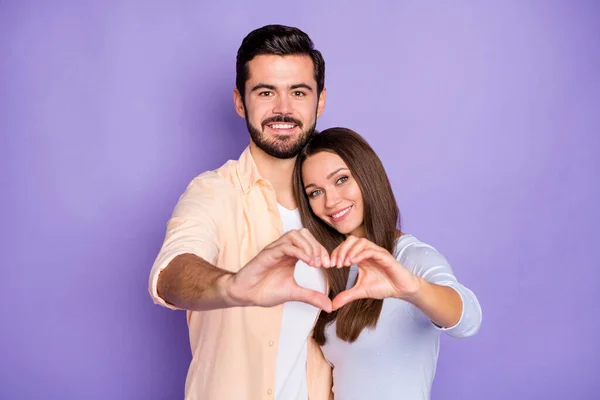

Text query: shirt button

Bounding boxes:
[268,340,274,346]
[267,388,272,395]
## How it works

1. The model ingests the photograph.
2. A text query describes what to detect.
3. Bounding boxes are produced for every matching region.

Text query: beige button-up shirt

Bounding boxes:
[149,146,333,400]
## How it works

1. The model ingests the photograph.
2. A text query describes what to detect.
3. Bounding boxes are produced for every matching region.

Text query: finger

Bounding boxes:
[344,238,372,265]
[330,245,340,268]
[330,240,345,268]
[291,286,333,312]
[298,228,327,267]
[285,230,316,264]
[332,287,366,310]
[276,243,313,266]
[351,248,391,266]
[311,239,331,268]
[335,236,359,267]
[320,245,331,268]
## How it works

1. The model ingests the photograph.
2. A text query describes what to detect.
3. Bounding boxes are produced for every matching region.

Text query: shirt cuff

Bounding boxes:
[148,249,196,311]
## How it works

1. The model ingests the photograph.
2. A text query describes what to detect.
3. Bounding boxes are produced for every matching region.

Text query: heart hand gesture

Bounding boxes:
[330,236,420,310]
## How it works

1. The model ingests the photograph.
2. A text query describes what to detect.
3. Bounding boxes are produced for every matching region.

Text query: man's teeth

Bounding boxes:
[332,207,351,218]
[270,123,295,129]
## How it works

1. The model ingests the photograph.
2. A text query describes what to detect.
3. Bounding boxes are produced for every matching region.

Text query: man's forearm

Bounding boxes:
[156,253,237,311]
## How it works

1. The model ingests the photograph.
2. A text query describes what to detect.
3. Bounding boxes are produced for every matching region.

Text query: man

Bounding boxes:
[149,25,333,400]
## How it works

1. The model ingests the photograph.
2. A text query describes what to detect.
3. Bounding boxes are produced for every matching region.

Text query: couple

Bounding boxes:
[149,24,482,400]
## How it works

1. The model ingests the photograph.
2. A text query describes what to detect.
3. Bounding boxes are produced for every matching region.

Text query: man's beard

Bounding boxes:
[245,112,317,159]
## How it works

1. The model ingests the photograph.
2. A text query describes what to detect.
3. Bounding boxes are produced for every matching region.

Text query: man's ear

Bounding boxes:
[316,87,327,118]
[233,88,246,119]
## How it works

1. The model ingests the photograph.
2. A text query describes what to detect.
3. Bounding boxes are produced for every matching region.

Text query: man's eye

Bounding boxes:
[293,91,305,97]
[259,91,273,97]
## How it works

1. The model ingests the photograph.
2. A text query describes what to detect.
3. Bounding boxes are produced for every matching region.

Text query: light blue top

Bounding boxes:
[321,234,482,400]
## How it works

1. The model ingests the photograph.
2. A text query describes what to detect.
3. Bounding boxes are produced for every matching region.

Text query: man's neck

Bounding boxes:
[250,143,297,210]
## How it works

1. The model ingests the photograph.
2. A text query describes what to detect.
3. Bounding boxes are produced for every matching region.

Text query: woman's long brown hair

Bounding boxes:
[293,127,401,345]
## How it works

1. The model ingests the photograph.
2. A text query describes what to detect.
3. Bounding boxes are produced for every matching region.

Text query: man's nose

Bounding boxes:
[273,95,292,115]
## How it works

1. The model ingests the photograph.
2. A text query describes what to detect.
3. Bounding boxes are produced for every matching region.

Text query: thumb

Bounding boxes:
[332,287,365,310]
[291,286,333,313]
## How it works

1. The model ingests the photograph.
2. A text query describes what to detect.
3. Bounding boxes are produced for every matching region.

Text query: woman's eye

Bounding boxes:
[308,190,322,198]
[336,176,348,184]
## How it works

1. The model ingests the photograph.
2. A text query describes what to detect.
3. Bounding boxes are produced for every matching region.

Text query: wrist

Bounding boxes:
[218,272,247,308]
[397,275,427,303]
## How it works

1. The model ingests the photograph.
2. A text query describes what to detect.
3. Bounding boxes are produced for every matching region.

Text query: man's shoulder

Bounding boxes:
[185,157,242,195]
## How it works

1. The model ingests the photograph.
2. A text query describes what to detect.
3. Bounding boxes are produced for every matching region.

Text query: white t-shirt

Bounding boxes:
[274,205,327,400]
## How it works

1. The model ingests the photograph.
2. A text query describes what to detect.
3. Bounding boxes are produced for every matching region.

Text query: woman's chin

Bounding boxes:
[336,224,361,237]
[323,220,361,236]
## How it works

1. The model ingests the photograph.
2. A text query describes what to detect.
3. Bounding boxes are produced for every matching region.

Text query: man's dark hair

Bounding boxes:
[236,24,325,100]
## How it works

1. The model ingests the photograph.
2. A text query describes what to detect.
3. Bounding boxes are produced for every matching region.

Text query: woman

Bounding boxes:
[293,127,482,400]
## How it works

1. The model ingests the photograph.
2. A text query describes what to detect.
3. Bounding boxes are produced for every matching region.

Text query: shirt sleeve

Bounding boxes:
[148,172,224,310]
[398,241,483,338]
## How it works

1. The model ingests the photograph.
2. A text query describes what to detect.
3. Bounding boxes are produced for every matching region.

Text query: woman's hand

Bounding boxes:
[330,236,421,310]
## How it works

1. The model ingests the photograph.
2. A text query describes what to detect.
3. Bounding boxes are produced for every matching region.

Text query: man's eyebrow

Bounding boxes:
[290,83,314,91]
[250,84,276,92]
[250,83,314,92]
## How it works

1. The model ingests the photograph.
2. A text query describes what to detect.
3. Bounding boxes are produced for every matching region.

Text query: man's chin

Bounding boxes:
[260,145,303,159]
[248,123,316,159]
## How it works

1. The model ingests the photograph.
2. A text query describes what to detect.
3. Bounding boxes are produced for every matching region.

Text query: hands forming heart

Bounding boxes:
[327,235,421,310]
[229,230,419,312]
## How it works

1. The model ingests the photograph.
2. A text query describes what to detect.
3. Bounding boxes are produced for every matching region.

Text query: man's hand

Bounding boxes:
[329,236,420,310]
[224,228,333,312]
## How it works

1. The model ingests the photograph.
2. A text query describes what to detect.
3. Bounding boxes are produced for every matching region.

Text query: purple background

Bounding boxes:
[2,1,599,399]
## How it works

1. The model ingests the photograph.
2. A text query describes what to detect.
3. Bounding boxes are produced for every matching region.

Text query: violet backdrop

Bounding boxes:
[1,1,599,399]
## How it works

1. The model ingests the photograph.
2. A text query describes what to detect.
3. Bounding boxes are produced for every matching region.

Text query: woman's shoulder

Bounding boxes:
[393,233,449,269]
[393,232,430,253]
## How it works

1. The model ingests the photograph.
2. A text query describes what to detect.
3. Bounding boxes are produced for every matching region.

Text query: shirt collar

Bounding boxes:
[236,146,270,195]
